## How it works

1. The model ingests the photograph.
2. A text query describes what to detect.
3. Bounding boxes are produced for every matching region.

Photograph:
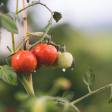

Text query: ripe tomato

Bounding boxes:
[11,50,37,73]
[31,43,58,65]
[57,52,73,68]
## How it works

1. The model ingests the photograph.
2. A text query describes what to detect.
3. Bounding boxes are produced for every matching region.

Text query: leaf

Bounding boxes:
[0,65,18,85]
[0,13,18,33]
[15,92,28,101]
[108,86,112,103]
[83,69,95,90]
[53,11,62,22]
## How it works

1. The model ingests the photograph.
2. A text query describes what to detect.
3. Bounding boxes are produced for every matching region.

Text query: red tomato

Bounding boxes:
[31,43,58,65]
[11,50,37,73]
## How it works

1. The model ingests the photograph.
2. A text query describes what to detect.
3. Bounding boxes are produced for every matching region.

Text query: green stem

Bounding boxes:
[87,85,92,93]
[16,0,19,13]
[71,83,112,105]
[70,104,80,112]
[11,33,15,53]
[16,2,52,14]
[29,18,54,49]
[11,0,18,53]
[19,74,35,96]
[41,15,53,39]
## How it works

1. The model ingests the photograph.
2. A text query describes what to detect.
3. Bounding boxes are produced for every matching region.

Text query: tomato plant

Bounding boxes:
[0,0,112,112]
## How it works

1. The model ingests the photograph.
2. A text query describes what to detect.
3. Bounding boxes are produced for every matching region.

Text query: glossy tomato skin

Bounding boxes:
[57,52,73,68]
[11,50,37,73]
[31,43,58,65]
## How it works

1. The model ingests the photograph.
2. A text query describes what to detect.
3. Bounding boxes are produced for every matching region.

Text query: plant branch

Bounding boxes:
[70,104,80,112]
[17,2,52,14]
[18,74,35,96]
[11,0,19,53]
[71,83,112,105]
[16,0,19,13]
[11,33,15,53]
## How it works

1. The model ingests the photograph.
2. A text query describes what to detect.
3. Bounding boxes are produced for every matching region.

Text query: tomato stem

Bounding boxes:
[11,0,19,53]
[19,74,35,96]
[16,0,19,13]
[11,33,16,53]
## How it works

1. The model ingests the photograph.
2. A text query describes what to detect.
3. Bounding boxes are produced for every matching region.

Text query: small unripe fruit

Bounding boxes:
[31,43,58,65]
[57,52,73,68]
[11,50,37,73]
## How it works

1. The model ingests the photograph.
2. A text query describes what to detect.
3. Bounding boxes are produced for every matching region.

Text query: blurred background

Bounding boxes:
[0,0,112,112]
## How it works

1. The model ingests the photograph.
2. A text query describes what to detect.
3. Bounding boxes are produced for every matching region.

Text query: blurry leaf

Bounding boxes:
[83,69,95,91]
[108,86,112,103]
[15,92,28,102]
[0,65,18,85]
[53,11,62,22]
[0,13,18,33]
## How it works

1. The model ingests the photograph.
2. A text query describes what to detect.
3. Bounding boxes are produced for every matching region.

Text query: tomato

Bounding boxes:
[31,43,58,65]
[57,52,73,68]
[11,50,37,73]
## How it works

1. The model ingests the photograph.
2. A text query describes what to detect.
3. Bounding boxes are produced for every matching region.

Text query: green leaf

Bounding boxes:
[0,65,18,85]
[0,13,18,33]
[83,69,95,91]
[53,11,62,22]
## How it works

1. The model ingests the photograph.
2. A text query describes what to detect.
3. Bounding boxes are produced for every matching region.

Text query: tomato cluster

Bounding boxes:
[11,43,74,73]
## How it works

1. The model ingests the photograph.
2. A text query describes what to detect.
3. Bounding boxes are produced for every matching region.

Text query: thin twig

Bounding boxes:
[11,33,15,53]
[11,0,19,53]
[70,104,80,112]
[17,2,52,14]
[16,0,19,13]
[71,83,112,105]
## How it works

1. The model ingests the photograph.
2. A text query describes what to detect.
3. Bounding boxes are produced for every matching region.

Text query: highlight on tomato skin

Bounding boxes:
[11,50,38,73]
[31,43,58,65]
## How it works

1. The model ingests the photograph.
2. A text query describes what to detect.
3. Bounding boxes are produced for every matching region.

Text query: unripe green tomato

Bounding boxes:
[57,52,73,68]
[32,98,47,112]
